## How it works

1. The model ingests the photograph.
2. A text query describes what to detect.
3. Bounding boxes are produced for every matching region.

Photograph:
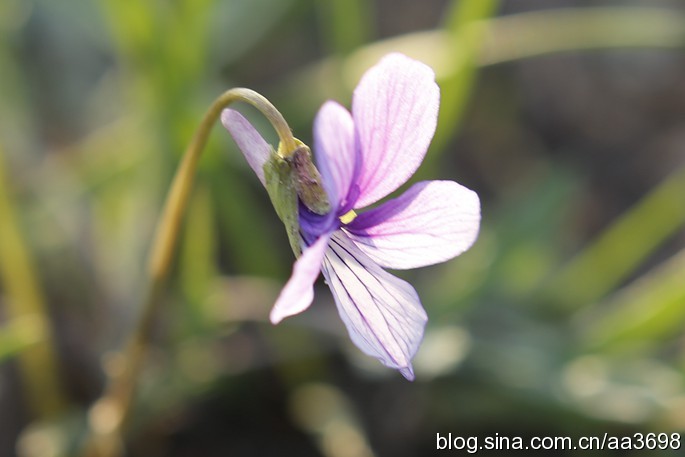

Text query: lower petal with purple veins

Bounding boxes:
[321,232,427,380]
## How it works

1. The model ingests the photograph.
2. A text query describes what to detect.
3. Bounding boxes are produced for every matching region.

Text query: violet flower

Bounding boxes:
[222,53,480,380]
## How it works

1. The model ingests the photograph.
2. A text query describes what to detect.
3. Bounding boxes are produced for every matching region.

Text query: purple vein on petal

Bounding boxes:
[321,232,426,379]
[345,180,481,269]
[351,53,440,208]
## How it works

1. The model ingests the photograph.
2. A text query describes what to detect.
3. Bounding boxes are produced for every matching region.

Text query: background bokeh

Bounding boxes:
[2,0,685,455]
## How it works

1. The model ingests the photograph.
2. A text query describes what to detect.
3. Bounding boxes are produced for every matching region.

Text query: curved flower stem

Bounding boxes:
[81,88,295,457]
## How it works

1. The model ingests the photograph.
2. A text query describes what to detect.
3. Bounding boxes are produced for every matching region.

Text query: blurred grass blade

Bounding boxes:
[289,383,376,457]
[278,7,685,122]
[0,314,42,363]
[317,0,374,56]
[0,145,66,418]
[481,7,685,64]
[210,168,286,277]
[100,0,158,65]
[541,166,685,311]
[578,248,685,351]
[427,0,500,159]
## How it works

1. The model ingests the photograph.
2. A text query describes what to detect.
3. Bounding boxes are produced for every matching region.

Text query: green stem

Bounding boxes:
[81,88,295,457]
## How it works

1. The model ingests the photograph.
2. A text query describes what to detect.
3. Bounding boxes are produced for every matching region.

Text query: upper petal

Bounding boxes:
[270,234,330,324]
[322,232,427,380]
[221,109,271,186]
[352,53,440,208]
[345,180,480,269]
[313,101,358,213]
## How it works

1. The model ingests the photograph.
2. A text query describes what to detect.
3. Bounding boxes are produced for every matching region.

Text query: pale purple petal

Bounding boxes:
[321,232,427,380]
[270,234,331,324]
[313,101,358,213]
[345,181,480,269]
[352,53,440,208]
[221,109,271,186]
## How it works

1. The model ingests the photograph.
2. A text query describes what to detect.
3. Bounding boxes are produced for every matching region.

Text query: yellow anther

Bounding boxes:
[339,210,357,224]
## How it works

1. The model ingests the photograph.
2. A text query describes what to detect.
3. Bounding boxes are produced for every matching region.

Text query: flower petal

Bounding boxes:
[270,234,331,324]
[345,180,480,269]
[221,109,271,186]
[313,101,358,213]
[352,53,440,208]
[322,232,427,380]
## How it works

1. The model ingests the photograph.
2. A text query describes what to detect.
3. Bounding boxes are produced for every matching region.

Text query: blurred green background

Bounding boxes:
[2,0,685,455]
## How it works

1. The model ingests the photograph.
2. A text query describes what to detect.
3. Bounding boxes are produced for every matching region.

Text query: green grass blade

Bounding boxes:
[578,248,685,351]
[316,0,374,56]
[541,166,685,311]
[0,145,66,418]
[0,314,42,363]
